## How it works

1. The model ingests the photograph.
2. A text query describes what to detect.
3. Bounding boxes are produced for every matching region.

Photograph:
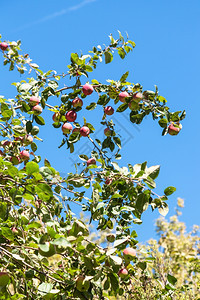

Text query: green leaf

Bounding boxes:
[39,167,53,180]
[114,238,128,247]
[157,96,167,103]
[86,102,97,110]
[26,161,39,175]
[158,118,168,128]
[23,193,35,201]
[116,103,128,112]
[7,166,18,177]
[104,51,113,64]
[26,121,32,133]
[79,154,88,161]
[35,116,45,125]
[113,137,121,148]
[18,83,32,93]
[136,193,149,212]
[109,255,122,265]
[164,186,176,196]
[51,237,71,247]
[97,94,109,105]
[108,273,119,291]
[118,48,126,59]
[38,283,53,294]
[146,165,160,180]
[35,183,53,201]
[167,274,177,286]
[158,202,169,216]
[1,227,14,241]
[13,125,25,136]
[120,71,129,83]
[31,142,37,152]
[69,132,80,144]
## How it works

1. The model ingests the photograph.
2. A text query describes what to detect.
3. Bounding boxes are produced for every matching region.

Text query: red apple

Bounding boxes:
[132,92,143,102]
[118,268,128,279]
[168,123,182,136]
[104,127,112,136]
[72,97,83,108]
[0,150,3,156]
[123,247,136,260]
[62,123,73,134]
[87,158,96,167]
[82,84,94,96]
[32,105,42,115]
[20,150,30,161]
[0,42,8,51]
[80,126,90,137]
[104,106,114,116]
[52,112,60,122]
[65,110,77,122]
[29,96,40,106]
[119,91,129,103]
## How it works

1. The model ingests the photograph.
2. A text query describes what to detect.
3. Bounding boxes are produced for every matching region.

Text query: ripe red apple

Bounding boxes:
[104,127,112,136]
[128,101,139,111]
[82,83,94,96]
[118,268,128,279]
[65,110,77,122]
[87,158,96,167]
[29,96,40,106]
[76,276,90,292]
[0,42,8,51]
[104,106,114,116]
[72,128,80,134]
[0,272,9,287]
[32,105,42,115]
[20,150,30,161]
[62,123,73,134]
[80,126,90,137]
[23,135,33,145]
[132,92,143,102]
[168,123,182,136]
[72,97,83,108]
[0,150,3,156]
[123,247,136,260]
[52,112,60,122]
[119,91,129,103]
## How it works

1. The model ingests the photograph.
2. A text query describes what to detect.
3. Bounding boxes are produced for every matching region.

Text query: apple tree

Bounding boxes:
[0,32,185,299]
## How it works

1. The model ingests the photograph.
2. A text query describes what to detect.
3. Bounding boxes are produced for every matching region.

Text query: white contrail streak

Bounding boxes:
[10,0,97,33]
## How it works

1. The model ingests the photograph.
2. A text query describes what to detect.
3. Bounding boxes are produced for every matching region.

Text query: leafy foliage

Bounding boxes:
[0,32,185,299]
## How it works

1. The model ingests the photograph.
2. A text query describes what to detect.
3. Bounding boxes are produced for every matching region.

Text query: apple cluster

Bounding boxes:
[52,84,94,138]
[0,134,34,165]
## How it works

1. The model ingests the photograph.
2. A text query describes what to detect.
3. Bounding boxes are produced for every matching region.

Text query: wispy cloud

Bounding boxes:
[11,0,97,33]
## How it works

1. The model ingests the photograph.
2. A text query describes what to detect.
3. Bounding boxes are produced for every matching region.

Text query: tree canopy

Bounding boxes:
[0,32,187,299]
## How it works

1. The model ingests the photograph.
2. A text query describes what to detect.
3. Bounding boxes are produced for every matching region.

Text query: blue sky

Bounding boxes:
[0,0,200,242]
